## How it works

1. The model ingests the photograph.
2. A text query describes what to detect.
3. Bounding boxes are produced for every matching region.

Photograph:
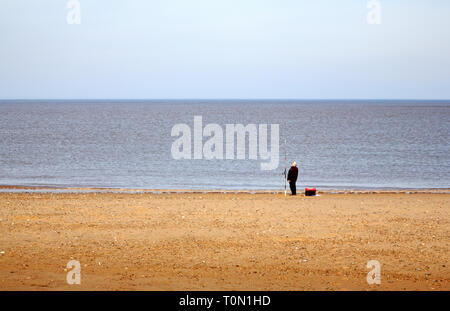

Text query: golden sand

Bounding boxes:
[0,192,448,290]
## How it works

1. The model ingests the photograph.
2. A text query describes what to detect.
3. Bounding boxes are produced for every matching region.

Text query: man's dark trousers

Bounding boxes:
[289,182,296,195]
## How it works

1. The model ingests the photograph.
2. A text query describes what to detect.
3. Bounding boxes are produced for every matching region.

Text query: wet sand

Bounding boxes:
[0,191,448,290]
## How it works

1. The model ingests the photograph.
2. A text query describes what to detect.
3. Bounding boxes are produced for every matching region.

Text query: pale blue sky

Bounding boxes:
[1,0,449,99]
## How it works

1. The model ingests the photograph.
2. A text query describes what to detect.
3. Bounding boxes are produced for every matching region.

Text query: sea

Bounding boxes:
[0,100,449,190]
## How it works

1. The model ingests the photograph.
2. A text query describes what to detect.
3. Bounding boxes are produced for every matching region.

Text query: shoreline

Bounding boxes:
[0,185,449,194]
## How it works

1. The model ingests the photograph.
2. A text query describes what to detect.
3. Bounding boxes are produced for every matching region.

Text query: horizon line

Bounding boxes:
[1,98,450,102]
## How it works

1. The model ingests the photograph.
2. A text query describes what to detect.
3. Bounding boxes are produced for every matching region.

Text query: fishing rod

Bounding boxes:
[284,138,287,196]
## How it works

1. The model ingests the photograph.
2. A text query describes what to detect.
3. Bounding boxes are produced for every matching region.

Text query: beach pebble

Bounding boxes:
[0,251,5,255]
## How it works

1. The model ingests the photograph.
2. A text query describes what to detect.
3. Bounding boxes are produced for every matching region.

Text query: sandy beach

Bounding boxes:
[0,191,448,290]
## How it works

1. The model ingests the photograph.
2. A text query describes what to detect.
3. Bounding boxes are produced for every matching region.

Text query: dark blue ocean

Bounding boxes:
[0,100,449,190]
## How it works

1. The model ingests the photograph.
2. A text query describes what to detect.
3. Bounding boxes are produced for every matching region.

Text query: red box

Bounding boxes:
[305,188,316,196]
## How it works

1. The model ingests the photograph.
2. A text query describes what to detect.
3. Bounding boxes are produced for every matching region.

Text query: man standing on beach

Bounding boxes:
[287,162,298,195]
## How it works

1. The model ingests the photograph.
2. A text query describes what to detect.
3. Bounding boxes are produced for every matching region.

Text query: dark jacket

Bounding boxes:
[287,166,298,183]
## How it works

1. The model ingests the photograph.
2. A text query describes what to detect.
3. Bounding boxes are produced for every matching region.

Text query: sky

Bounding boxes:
[1,0,450,99]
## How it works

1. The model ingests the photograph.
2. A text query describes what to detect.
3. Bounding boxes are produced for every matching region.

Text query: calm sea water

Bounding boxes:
[0,100,449,190]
